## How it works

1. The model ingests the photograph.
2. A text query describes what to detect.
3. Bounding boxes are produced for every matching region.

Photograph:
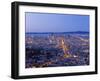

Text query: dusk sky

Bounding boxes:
[25,12,89,33]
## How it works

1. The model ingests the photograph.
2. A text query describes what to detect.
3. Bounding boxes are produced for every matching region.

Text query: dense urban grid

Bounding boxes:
[25,32,89,68]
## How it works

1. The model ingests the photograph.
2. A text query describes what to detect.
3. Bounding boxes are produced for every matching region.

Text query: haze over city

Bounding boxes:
[25,12,89,33]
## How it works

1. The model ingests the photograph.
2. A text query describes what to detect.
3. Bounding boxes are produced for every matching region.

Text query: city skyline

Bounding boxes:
[25,12,89,33]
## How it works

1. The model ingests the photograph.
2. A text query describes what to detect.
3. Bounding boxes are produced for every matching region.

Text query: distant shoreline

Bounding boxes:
[26,31,89,34]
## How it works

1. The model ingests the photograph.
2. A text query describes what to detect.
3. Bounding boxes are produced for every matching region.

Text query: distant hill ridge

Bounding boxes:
[26,31,89,34]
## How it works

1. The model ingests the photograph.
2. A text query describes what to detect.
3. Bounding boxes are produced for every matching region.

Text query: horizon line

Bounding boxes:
[25,31,89,33]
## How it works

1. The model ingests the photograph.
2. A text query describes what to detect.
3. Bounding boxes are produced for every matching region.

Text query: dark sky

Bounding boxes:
[25,12,89,32]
